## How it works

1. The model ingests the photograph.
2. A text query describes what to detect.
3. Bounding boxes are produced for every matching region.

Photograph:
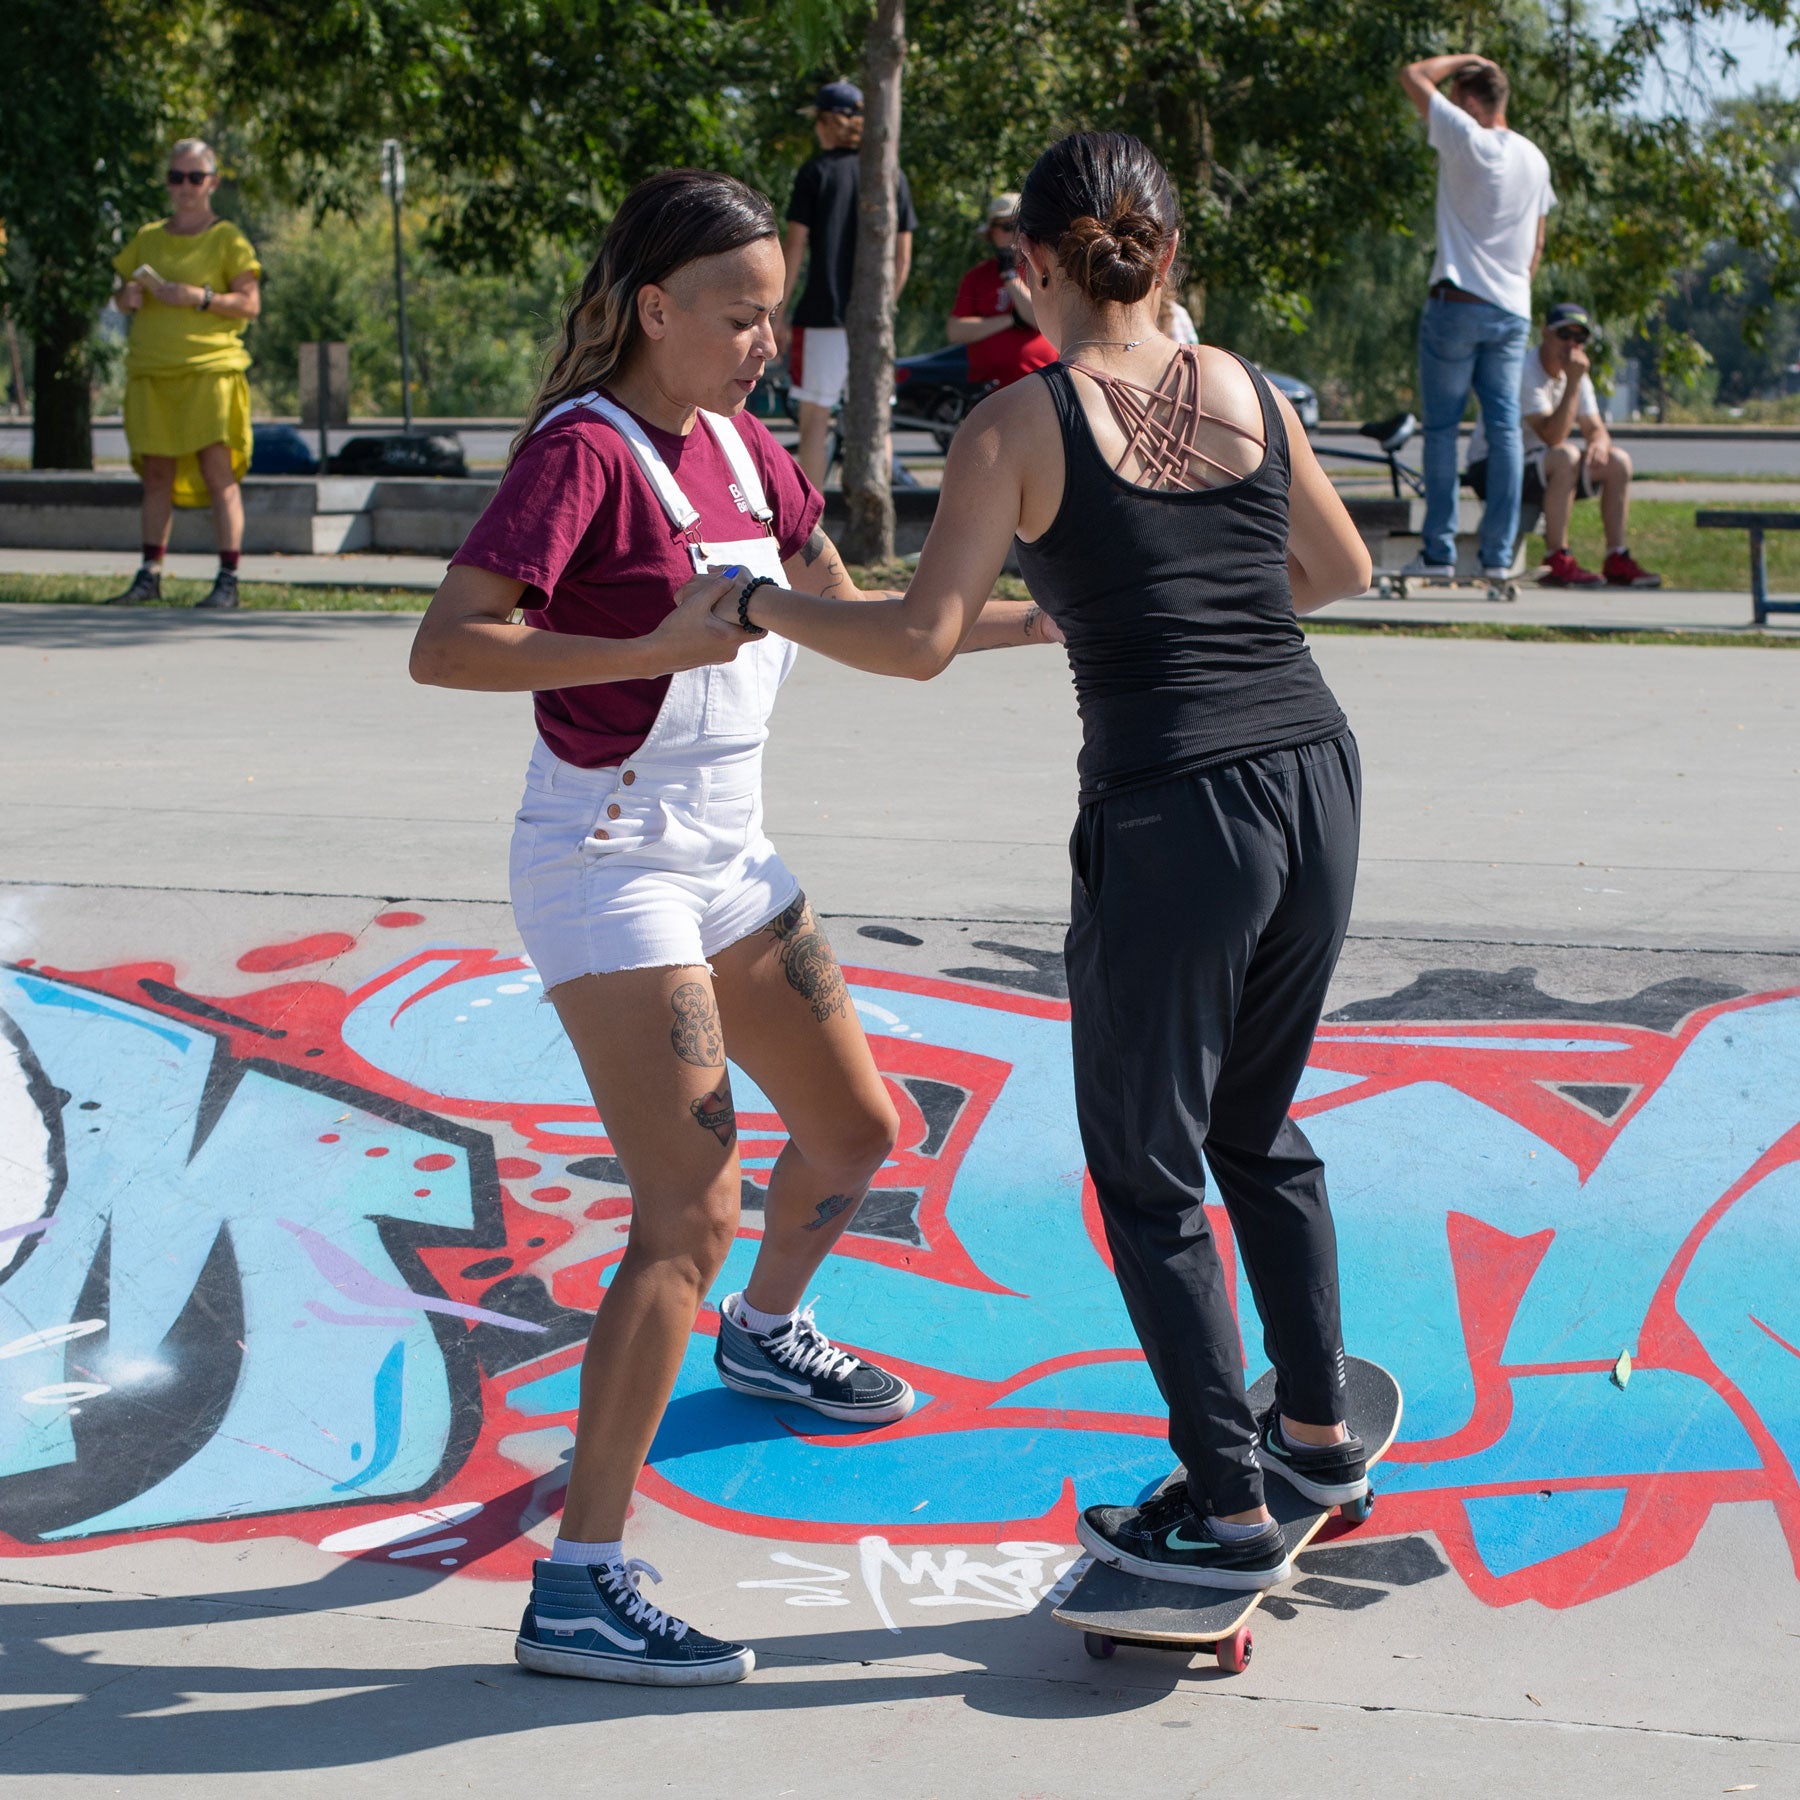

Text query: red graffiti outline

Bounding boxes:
[10,944,1799,1608]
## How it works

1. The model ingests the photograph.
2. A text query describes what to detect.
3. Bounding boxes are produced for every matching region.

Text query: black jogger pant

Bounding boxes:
[1065,731,1361,1519]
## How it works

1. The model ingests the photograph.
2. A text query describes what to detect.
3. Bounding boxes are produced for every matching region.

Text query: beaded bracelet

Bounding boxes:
[737,575,778,634]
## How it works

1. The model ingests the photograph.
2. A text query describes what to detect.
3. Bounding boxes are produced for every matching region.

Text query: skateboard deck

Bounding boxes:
[1375,572,1519,603]
[1053,1356,1402,1673]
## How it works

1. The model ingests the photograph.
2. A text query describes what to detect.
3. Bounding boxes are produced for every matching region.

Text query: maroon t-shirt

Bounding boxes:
[451,400,823,768]
[953,259,1057,388]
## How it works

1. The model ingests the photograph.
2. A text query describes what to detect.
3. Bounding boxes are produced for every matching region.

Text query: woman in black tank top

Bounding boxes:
[703,133,1375,1594]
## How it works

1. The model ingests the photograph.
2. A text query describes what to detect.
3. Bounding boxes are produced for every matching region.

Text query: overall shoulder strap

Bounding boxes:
[550,391,702,534]
[699,410,775,525]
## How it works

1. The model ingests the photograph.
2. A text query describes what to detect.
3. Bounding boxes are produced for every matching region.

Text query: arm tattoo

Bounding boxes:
[1022,603,1042,640]
[800,524,827,565]
[815,546,854,599]
[690,1084,737,1147]
[768,892,850,1021]
[670,981,725,1067]
[803,1191,862,1232]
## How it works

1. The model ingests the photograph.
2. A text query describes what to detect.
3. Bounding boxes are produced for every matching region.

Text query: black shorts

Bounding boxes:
[1465,452,1595,506]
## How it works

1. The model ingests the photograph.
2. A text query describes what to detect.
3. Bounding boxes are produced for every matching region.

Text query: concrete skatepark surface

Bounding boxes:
[2,605,1798,1796]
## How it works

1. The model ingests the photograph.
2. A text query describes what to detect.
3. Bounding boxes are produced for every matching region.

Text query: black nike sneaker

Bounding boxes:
[1252,1404,1368,1507]
[1076,1484,1292,1590]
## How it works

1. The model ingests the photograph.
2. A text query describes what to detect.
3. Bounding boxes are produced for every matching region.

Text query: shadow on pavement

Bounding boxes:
[0,1574,1225,1774]
[0,605,416,651]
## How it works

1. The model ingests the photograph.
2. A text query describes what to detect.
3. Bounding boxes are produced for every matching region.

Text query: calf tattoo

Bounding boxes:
[670,981,725,1067]
[769,893,849,1022]
[803,1191,862,1232]
[690,1085,737,1147]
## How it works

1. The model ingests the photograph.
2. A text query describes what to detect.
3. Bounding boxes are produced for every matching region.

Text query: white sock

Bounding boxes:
[731,1293,799,1335]
[1206,1515,1273,1543]
[1608,544,1627,557]
[1281,1420,1346,1453]
[550,1535,623,1568]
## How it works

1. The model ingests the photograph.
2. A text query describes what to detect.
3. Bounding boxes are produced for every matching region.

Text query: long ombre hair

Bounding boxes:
[513,169,778,459]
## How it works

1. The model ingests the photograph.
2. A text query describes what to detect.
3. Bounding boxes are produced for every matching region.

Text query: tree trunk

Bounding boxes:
[840,0,904,567]
[31,299,93,471]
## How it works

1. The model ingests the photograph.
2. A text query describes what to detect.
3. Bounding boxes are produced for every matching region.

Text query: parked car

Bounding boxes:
[1259,369,1320,431]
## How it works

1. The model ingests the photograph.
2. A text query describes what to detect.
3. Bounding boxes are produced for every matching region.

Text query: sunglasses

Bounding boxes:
[167,169,211,185]
[1554,326,1590,344]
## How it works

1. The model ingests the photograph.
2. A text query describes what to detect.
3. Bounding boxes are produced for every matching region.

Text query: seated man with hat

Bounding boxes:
[1466,301,1661,588]
[946,194,1057,390]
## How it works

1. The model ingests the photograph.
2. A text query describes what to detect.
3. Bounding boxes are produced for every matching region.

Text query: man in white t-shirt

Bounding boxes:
[1399,54,1555,583]
[1464,302,1661,588]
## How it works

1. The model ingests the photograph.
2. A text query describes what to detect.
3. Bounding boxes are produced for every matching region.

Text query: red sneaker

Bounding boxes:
[1539,548,1605,588]
[1603,550,1662,589]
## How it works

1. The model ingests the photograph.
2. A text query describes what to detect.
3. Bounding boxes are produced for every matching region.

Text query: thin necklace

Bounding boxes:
[1061,337,1148,357]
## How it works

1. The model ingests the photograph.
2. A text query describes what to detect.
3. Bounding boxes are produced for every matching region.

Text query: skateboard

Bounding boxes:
[1374,572,1519,603]
[1052,1356,1403,1674]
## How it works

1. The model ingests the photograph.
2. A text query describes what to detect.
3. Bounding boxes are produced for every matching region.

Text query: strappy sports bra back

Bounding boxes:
[1063,345,1266,493]
[1012,350,1344,804]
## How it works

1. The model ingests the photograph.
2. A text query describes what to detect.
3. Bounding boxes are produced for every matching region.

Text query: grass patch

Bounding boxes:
[1304,619,1797,647]
[1527,498,1800,592]
[0,572,429,610]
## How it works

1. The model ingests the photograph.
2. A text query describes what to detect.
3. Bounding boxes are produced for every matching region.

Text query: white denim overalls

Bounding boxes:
[508,394,803,984]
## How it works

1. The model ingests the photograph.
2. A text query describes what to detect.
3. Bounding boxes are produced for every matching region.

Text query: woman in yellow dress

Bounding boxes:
[105,138,262,609]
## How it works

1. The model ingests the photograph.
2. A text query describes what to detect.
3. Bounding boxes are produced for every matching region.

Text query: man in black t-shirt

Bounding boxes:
[779,80,918,486]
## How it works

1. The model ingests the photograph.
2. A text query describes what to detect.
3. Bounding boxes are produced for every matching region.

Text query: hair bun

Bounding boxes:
[1057,208,1162,306]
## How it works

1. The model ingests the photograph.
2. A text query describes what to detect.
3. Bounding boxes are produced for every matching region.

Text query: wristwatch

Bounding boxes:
[197,285,214,312]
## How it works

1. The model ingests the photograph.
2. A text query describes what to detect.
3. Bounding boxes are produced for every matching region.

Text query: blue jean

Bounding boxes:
[1418,297,1530,569]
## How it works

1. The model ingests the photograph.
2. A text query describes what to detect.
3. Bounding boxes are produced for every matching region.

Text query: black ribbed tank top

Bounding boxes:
[1014,353,1347,804]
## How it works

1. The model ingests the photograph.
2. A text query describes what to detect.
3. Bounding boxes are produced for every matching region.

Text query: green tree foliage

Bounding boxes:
[1217,3,1800,413]
[0,1,204,464]
[246,205,577,415]
[11,0,1800,459]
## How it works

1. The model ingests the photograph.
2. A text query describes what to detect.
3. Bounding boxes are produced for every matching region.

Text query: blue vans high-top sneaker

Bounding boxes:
[514,1558,753,1686]
[714,1294,914,1424]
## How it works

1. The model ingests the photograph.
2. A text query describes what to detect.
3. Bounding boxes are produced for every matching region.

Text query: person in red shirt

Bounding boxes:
[410,168,1061,1689]
[947,193,1057,389]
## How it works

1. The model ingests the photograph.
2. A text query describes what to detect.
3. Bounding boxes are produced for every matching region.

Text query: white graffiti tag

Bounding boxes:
[739,1539,1079,1632]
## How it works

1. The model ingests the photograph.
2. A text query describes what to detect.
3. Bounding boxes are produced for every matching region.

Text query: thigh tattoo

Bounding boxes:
[769,893,849,1022]
[690,1083,737,1147]
[670,981,725,1067]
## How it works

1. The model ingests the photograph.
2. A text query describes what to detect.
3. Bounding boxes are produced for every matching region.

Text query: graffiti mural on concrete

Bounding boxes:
[1,917,1796,1611]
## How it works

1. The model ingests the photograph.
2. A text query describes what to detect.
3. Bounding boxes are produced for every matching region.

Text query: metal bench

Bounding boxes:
[1694,510,1800,627]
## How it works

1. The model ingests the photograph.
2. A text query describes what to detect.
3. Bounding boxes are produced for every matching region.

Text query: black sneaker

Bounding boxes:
[1076,1485,1292,1591]
[104,565,161,606]
[514,1557,753,1686]
[1252,1404,1368,1506]
[196,570,240,610]
[714,1294,914,1424]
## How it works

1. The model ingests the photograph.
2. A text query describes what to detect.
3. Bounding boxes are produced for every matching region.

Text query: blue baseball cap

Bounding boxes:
[810,81,863,116]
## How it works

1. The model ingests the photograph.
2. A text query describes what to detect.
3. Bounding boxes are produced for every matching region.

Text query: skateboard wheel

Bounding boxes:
[1341,1491,1375,1526]
[1083,1632,1115,1660]
[1216,1627,1253,1674]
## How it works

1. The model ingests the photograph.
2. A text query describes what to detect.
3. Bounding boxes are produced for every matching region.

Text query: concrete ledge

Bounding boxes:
[0,471,481,557]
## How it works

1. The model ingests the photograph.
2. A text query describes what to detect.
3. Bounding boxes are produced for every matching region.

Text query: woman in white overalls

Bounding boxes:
[411,169,1058,1686]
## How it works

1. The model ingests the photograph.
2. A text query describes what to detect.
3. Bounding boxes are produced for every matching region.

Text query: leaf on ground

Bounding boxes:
[1526,1693,1543,1706]
[1611,1350,1633,1389]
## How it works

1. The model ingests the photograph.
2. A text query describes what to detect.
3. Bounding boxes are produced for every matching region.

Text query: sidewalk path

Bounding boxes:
[4,546,1798,632]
